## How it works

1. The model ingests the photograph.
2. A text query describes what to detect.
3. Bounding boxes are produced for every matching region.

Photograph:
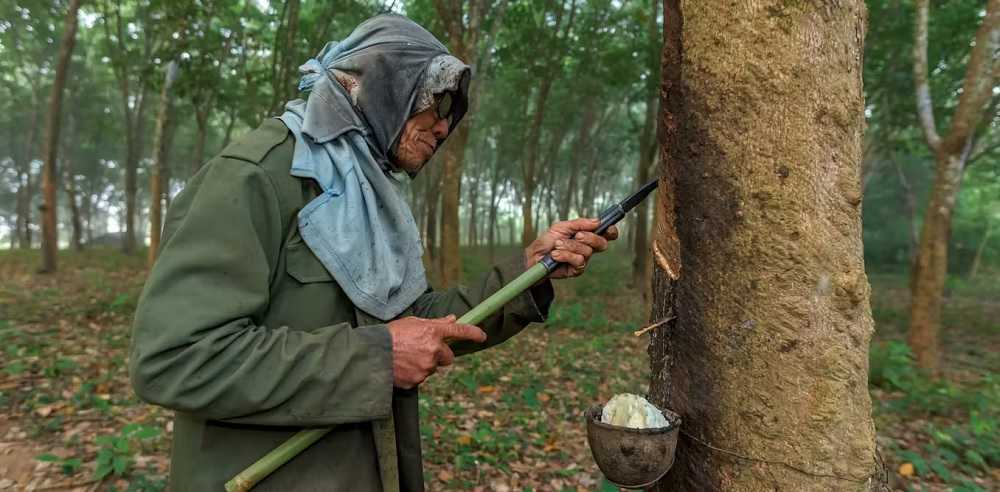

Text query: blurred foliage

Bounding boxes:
[871,341,998,488]
[861,0,999,274]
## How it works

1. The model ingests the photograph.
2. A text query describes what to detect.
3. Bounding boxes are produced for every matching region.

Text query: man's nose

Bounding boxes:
[431,117,450,139]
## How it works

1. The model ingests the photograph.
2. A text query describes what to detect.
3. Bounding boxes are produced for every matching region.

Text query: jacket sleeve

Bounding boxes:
[129,158,393,427]
[410,257,554,357]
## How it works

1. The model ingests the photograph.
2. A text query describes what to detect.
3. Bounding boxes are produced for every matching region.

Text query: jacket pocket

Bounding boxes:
[285,239,334,283]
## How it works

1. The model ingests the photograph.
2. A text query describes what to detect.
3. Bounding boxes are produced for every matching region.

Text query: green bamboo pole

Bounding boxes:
[225,263,550,491]
[225,429,328,492]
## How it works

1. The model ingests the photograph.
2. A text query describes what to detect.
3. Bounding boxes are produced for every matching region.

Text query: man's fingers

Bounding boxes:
[555,238,593,257]
[571,232,609,252]
[551,217,601,235]
[552,249,586,268]
[437,323,487,343]
[436,343,456,367]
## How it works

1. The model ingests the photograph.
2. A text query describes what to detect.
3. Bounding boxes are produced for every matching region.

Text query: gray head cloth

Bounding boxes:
[278,14,471,320]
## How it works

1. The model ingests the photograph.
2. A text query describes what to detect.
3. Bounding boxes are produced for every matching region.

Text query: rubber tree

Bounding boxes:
[431,0,509,287]
[907,0,1000,374]
[647,0,880,489]
[39,0,83,273]
[147,60,179,267]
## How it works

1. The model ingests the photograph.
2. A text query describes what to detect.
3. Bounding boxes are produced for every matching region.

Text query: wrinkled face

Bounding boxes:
[392,108,450,173]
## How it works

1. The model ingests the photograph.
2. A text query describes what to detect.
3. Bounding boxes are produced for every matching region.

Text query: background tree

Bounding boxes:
[647,0,879,489]
[39,0,83,273]
[907,0,999,373]
[146,60,178,266]
[427,0,509,287]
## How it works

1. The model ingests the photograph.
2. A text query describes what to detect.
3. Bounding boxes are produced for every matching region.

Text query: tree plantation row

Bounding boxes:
[0,0,997,392]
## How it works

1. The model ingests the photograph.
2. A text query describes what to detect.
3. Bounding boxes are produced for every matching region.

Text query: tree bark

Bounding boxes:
[39,0,82,273]
[148,61,179,267]
[647,1,879,490]
[908,0,999,373]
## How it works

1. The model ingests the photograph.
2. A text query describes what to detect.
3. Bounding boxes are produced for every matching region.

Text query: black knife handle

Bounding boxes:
[596,204,626,236]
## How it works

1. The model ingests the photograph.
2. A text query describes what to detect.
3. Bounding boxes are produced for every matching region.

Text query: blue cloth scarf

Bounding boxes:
[277,14,469,321]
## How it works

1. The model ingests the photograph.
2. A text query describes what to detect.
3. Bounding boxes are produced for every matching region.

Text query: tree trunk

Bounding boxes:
[61,91,83,252]
[561,104,597,219]
[540,123,568,229]
[39,0,82,273]
[907,148,969,372]
[15,104,40,249]
[647,1,879,490]
[148,61,179,267]
[63,158,84,252]
[82,186,93,245]
[438,123,471,287]
[580,155,599,218]
[908,0,999,373]
[467,164,481,248]
[423,164,443,282]
[521,79,554,246]
[15,167,32,249]
[123,90,149,255]
[487,179,504,264]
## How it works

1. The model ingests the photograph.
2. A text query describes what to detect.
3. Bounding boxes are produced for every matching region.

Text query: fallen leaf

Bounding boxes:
[898,463,914,477]
[438,470,453,482]
[538,393,551,402]
[478,385,496,394]
[457,434,473,446]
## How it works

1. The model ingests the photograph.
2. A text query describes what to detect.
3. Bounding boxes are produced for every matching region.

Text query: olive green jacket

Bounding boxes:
[129,119,553,491]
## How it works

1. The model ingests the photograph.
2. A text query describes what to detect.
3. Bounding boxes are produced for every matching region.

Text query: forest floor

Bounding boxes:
[0,248,996,491]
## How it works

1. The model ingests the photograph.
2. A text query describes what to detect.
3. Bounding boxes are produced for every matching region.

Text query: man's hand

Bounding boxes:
[387,315,486,389]
[525,218,621,279]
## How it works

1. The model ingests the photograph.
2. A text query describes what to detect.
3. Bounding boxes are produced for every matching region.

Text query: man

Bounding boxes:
[129,14,617,491]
